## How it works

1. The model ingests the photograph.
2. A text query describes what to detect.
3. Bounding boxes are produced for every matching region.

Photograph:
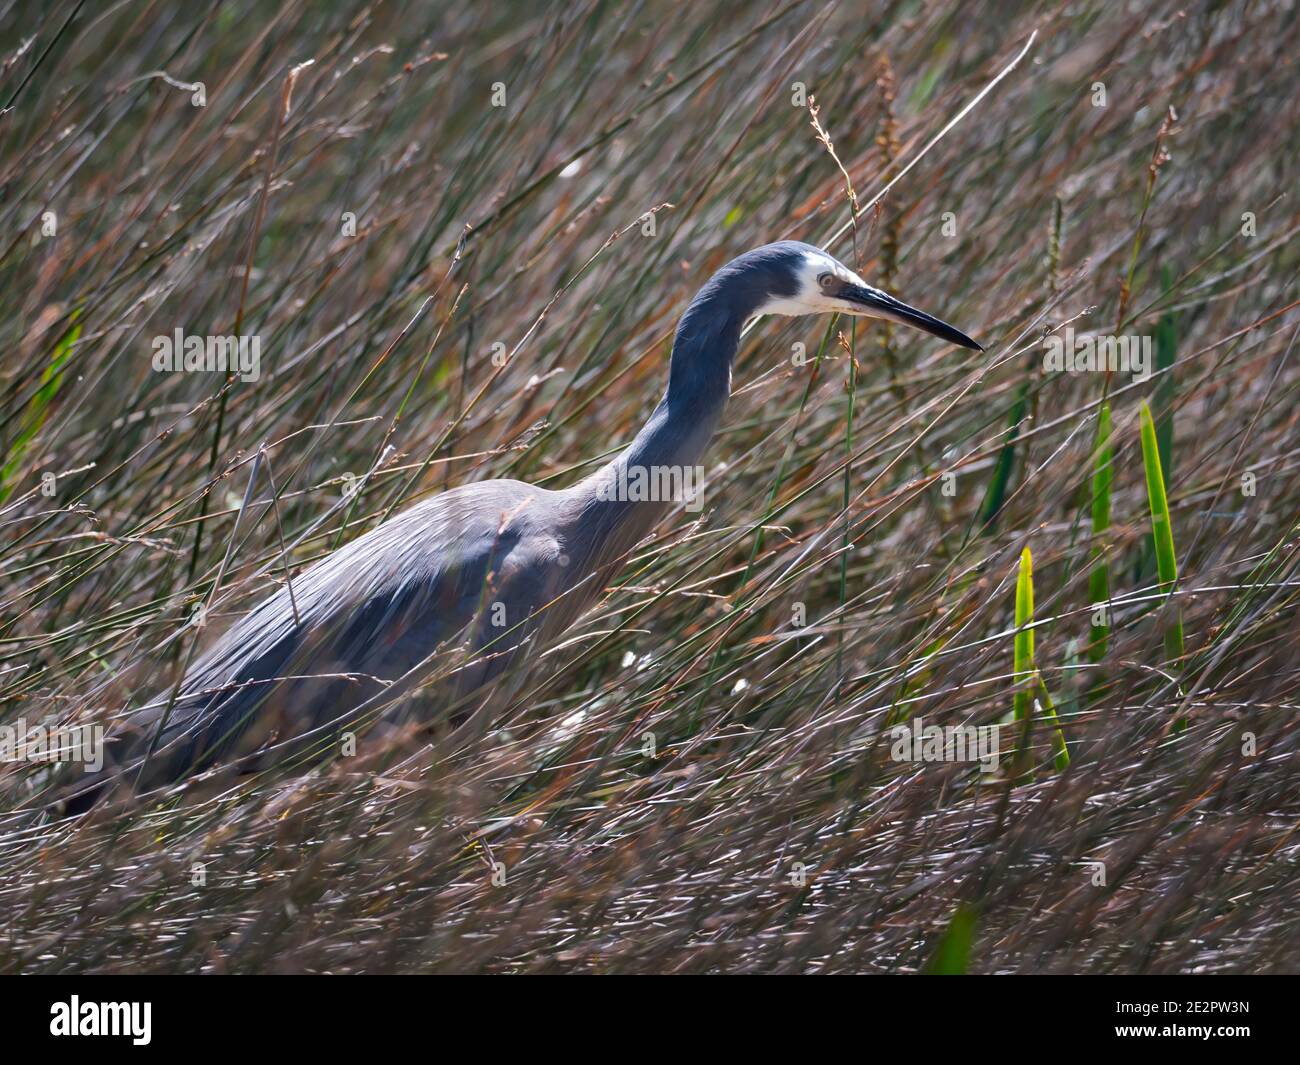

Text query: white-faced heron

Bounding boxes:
[66,240,980,810]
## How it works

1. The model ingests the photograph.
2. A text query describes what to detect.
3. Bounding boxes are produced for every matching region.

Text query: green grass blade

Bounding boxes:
[1139,401,1186,715]
[926,904,977,974]
[1,318,81,502]
[1013,547,1069,772]
[1137,281,1178,583]
[978,381,1028,531]
[1013,547,1035,722]
[1035,679,1070,771]
[1087,402,1113,662]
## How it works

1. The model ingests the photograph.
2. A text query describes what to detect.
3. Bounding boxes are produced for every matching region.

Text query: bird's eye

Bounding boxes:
[818,273,836,290]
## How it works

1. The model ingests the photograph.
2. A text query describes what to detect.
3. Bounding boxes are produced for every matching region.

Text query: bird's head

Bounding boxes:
[731,240,982,351]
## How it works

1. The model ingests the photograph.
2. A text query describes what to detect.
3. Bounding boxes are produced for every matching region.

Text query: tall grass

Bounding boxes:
[1,316,80,503]
[926,903,977,975]
[1086,401,1113,664]
[1012,547,1068,777]
[1138,399,1186,730]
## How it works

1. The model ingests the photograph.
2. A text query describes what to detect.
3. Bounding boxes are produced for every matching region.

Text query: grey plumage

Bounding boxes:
[65,241,979,810]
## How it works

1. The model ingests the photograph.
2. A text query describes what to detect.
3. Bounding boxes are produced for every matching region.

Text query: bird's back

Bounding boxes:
[74,478,568,805]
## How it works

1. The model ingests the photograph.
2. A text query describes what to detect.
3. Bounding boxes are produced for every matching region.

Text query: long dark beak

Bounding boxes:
[845,284,983,351]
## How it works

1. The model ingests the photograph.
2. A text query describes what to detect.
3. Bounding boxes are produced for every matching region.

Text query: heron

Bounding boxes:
[64,240,980,812]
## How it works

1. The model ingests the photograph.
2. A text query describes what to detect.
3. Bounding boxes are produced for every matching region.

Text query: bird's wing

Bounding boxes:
[100,479,563,794]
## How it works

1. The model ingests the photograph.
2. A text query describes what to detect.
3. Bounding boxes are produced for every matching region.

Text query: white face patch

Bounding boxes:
[756,250,873,318]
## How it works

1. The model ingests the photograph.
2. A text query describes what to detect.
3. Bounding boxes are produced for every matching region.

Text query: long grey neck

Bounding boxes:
[562,288,746,568]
